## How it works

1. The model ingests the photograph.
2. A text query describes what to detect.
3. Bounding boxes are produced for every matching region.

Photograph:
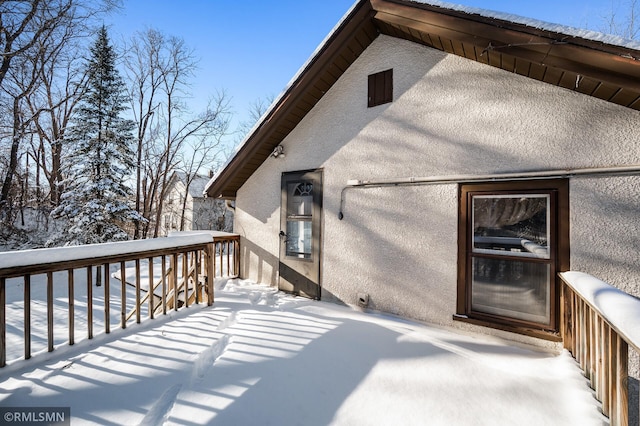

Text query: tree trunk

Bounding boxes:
[1,99,24,211]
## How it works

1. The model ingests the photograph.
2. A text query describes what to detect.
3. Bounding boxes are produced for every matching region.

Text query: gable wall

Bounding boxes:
[234,35,640,342]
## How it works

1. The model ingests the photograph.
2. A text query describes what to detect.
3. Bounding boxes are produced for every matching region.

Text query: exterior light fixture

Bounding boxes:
[271,145,285,158]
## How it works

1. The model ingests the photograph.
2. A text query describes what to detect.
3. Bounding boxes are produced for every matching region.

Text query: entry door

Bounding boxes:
[279,170,322,299]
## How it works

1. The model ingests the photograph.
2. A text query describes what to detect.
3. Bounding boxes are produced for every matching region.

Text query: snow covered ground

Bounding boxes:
[0,278,606,425]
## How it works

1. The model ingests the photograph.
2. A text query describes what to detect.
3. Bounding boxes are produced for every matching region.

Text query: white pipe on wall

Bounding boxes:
[338,164,640,220]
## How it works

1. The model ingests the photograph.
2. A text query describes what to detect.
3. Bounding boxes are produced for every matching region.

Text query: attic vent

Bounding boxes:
[368,68,393,107]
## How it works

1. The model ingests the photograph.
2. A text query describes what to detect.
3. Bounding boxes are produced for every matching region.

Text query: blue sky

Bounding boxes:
[106,0,617,142]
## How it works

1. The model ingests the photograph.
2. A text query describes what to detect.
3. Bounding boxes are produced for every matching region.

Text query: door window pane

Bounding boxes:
[286,182,313,259]
[471,257,550,324]
[287,182,313,217]
[472,194,550,259]
[286,220,312,259]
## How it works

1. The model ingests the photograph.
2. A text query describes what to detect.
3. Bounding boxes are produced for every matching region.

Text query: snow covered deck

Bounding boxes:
[0,279,605,425]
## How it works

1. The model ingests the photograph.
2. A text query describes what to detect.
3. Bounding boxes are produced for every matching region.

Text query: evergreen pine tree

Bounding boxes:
[51,26,144,246]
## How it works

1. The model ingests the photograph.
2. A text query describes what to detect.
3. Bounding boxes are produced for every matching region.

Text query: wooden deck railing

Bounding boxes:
[560,271,640,426]
[0,232,240,368]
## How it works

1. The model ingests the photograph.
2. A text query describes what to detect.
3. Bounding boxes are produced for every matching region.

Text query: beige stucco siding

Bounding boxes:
[571,176,640,297]
[234,35,640,334]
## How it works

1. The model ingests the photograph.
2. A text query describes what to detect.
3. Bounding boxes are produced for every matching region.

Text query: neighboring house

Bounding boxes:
[162,172,232,236]
[205,0,640,344]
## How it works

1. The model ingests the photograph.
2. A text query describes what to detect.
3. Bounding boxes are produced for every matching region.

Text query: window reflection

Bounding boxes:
[472,195,549,259]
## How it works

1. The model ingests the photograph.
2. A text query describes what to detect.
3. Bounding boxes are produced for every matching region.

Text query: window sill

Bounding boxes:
[452,314,561,342]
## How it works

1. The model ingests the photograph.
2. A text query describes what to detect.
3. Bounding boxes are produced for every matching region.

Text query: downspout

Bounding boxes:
[338,164,640,220]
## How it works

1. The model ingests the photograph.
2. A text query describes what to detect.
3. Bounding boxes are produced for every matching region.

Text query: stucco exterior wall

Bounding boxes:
[234,35,640,344]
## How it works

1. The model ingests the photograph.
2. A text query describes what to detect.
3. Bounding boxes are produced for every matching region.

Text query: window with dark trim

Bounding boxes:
[368,69,393,107]
[456,179,569,336]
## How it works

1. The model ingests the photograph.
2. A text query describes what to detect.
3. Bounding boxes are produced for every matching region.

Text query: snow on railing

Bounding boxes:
[0,232,240,368]
[560,271,640,426]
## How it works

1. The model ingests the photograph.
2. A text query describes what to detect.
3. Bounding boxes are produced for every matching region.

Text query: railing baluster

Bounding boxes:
[171,254,178,311]
[211,242,222,278]
[228,241,231,276]
[161,255,167,315]
[602,319,610,417]
[562,284,572,352]
[0,277,5,368]
[148,257,154,319]
[205,243,214,305]
[615,334,628,426]
[166,255,174,311]
[120,261,126,329]
[580,300,587,374]
[571,290,577,355]
[235,239,240,277]
[594,315,601,399]
[218,241,223,276]
[135,259,141,324]
[47,272,53,352]
[575,295,581,365]
[68,269,74,346]
[104,263,110,334]
[87,266,93,340]
[183,252,189,308]
[194,250,200,304]
[590,309,597,388]
[586,305,592,382]
[609,327,617,420]
[24,275,30,360]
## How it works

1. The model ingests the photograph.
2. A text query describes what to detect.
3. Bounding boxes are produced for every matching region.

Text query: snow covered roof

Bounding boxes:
[170,172,212,198]
[205,0,640,199]
[411,0,640,50]
[188,175,210,198]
